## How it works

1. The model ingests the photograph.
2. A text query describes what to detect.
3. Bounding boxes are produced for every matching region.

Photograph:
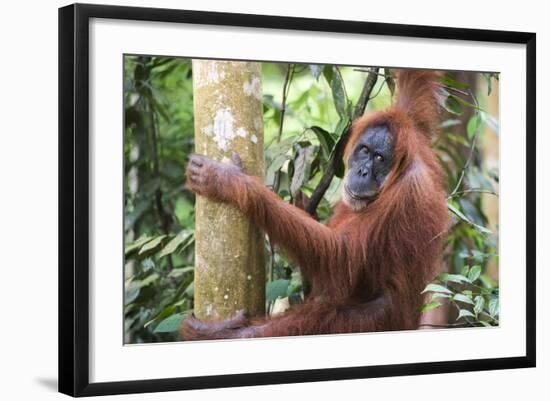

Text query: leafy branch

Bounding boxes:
[305,67,379,215]
[421,265,499,327]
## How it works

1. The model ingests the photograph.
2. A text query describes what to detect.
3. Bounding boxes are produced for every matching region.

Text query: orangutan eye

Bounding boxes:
[361,145,369,154]
[374,154,384,162]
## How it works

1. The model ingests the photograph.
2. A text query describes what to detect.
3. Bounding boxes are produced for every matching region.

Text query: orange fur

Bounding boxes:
[182,69,448,339]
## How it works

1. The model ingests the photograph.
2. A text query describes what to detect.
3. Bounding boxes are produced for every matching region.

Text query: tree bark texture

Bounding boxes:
[192,60,266,321]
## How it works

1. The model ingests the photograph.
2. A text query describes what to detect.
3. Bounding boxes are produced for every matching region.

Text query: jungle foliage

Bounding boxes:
[123,56,499,343]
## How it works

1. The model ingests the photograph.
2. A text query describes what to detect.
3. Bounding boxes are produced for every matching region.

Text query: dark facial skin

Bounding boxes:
[344,125,394,209]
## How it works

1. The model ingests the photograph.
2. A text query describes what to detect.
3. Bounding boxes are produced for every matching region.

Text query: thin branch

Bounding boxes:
[268,238,276,282]
[276,64,294,143]
[449,90,481,196]
[450,130,478,196]
[305,67,379,216]
[269,64,294,283]
[447,282,491,297]
[148,103,171,234]
[353,67,380,119]
[444,86,469,97]
[365,78,387,104]
[146,93,174,272]
[447,188,498,199]
[352,68,388,78]
[272,64,295,194]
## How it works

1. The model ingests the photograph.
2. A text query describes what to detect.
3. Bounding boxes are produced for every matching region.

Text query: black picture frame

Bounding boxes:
[58,3,536,397]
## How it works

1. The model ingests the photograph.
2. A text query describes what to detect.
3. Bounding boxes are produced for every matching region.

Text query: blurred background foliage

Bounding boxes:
[124,55,500,343]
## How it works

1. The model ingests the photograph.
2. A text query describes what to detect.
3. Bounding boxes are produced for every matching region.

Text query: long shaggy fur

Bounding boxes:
[182,69,448,340]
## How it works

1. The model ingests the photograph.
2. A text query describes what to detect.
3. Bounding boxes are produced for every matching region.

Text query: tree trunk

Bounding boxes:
[192,60,266,321]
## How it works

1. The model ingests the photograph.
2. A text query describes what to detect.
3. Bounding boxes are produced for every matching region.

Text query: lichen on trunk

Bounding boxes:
[192,60,266,321]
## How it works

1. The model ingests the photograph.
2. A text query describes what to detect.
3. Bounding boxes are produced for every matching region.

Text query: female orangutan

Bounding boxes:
[182,69,448,339]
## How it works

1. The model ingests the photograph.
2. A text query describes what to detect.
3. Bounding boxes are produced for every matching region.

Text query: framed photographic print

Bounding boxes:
[58,2,536,397]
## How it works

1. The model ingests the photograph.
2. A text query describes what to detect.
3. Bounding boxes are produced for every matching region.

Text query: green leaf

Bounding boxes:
[440,119,462,129]
[467,115,481,140]
[168,266,194,278]
[125,281,140,305]
[448,203,492,234]
[287,272,303,296]
[324,66,350,118]
[474,295,485,316]
[335,160,346,179]
[488,297,499,317]
[422,283,453,294]
[266,154,289,186]
[460,265,470,277]
[454,95,484,112]
[330,118,351,179]
[140,273,159,287]
[125,236,153,256]
[139,235,167,254]
[141,258,155,272]
[453,293,474,305]
[334,116,350,138]
[431,293,451,300]
[323,176,343,205]
[153,313,188,333]
[437,273,470,284]
[290,146,313,198]
[441,75,470,90]
[310,126,335,158]
[445,133,470,147]
[456,309,475,321]
[322,65,334,83]
[184,281,194,298]
[144,305,176,328]
[173,298,188,308]
[266,279,290,302]
[468,265,482,282]
[443,95,464,115]
[158,230,193,258]
[420,300,442,313]
[267,137,295,158]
